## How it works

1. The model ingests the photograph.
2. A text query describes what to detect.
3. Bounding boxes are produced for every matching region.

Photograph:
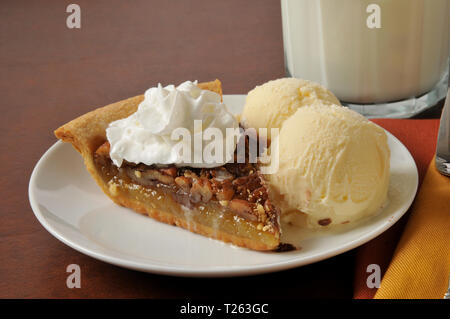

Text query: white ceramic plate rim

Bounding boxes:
[29,95,419,277]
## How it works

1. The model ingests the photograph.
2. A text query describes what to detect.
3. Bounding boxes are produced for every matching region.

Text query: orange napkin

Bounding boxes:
[374,159,450,299]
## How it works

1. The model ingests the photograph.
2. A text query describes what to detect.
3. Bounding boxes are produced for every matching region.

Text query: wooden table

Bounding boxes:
[0,0,443,298]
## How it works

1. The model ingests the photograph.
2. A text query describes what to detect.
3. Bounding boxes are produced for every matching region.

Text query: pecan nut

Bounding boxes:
[190,178,213,203]
[140,169,174,185]
[174,176,192,193]
[229,199,257,221]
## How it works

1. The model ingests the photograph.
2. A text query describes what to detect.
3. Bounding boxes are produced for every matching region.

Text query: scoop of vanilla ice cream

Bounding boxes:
[241,78,341,138]
[268,104,390,228]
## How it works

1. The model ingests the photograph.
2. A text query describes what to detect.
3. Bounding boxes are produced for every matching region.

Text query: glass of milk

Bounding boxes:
[281,0,450,118]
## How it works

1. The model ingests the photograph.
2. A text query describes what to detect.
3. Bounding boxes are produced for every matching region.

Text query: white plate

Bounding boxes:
[29,95,418,277]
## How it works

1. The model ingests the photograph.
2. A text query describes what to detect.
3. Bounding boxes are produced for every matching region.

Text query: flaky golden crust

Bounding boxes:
[55,95,144,154]
[52,79,278,251]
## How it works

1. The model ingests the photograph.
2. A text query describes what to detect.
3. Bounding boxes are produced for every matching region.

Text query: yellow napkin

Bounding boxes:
[375,159,450,299]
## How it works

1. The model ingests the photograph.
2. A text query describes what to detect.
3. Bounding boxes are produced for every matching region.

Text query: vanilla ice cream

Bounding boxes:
[268,104,390,228]
[241,78,341,138]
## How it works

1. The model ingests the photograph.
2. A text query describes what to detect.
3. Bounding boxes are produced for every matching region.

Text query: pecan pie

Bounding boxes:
[55,80,281,250]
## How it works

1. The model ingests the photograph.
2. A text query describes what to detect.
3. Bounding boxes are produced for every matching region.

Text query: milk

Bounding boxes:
[281,0,450,104]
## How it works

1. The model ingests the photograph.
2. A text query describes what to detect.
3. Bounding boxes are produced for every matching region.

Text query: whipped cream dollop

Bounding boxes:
[106,81,239,168]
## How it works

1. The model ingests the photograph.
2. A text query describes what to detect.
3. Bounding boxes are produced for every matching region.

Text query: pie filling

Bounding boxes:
[93,141,282,250]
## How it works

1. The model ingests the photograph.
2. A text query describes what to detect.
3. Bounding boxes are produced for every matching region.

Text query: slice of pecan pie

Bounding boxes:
[55,80,281,250]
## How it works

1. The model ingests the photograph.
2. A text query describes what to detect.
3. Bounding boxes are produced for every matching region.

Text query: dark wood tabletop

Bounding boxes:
[0,0,444,298]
